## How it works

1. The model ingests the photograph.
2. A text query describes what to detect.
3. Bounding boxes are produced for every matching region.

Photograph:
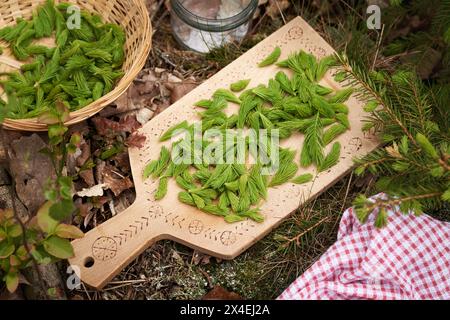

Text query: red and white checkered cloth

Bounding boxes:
[278,200,450,300]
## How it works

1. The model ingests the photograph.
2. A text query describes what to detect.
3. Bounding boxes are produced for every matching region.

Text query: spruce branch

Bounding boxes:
[362,192,444,213]
[334,53,417,145]
[335,50,449,226]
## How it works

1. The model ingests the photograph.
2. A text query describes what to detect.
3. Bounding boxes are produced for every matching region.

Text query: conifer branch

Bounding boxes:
[334,54,418,145]
[365,192,444,212]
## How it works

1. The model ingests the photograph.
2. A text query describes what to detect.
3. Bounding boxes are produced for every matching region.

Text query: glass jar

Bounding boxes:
[170,0,259,53]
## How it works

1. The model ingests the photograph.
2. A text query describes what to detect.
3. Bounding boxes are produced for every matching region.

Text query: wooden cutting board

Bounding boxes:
[69,17,379,289]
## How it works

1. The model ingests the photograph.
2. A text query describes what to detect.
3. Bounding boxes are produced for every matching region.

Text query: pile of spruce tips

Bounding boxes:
[143,47,354,224]
[0,0,125,119]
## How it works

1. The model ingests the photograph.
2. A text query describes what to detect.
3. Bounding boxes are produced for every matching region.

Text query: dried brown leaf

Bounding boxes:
[92,117,122,136]
[166,81,198,103]
[203,286,243,300]
[111,152,132,173]
[119,115,141,133]
[192,251,212,266]
[126,133,147,149]
[102,165,134,197]
[8,134,56,214]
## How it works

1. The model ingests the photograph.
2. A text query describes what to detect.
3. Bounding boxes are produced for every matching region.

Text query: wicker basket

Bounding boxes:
[0,0,152,131]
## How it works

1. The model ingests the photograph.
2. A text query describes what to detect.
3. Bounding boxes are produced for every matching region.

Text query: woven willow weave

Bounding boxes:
[0,0,152,131]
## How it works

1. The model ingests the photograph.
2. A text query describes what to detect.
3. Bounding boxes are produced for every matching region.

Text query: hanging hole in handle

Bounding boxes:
[84,257,95,268]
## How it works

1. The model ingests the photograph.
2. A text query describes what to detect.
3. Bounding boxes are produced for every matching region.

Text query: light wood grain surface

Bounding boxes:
[69,17,380,289]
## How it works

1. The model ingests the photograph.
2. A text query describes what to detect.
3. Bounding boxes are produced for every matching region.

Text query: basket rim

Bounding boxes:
[1,0,153,131]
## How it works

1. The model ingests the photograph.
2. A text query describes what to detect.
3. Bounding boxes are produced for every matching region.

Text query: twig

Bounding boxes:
[274,0,287,25]
[109,279,149,285]
[110,169,126,179]
[439,156,450,171]
[371,24,385,71]
[379,50,421,68]
[250,11,268,35]
[366,192,443,212]
[102,279,149,291]
[286,216,331,247]
[156,48,177,68]
[340,171,354,213]
[337,0,365,21]
[150,0,165,22]
[199,268,213,289]
[153,10,170,32]
[81,282,91,301]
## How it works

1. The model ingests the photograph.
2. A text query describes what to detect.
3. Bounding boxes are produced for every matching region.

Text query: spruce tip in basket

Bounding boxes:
[0,0,152,131]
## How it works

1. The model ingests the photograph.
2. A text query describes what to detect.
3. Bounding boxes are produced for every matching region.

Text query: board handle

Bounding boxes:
[69,204,161,289]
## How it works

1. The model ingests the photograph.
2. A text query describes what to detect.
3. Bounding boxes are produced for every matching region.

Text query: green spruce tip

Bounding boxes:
[292,173,314,185]
[323,123,347,145]
[142,47,356,224]
[269,149,298,187]
[258,46,282,67]
[0,1,126,119]
[319,142,341,172]
[416,133,439,159]
[213,88,241,104]
[230,79,251,92]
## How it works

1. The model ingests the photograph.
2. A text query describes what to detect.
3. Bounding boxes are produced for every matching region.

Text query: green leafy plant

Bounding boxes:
[0,204,83,293]
[39,103,81,220]
[0,104,84,293]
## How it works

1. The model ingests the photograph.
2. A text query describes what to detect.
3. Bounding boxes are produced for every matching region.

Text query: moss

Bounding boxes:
[171,268,208,299]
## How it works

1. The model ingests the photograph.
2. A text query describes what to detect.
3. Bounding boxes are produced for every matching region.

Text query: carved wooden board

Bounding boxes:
[69,17,379,289]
